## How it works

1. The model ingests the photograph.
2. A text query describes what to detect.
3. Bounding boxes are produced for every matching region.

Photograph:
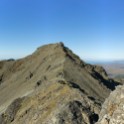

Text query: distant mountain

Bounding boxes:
[0,43,120,124]
[94,61,124,82]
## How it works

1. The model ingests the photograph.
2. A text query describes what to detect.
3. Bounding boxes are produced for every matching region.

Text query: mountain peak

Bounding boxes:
[36,42,65,52]
[0,43,121,124]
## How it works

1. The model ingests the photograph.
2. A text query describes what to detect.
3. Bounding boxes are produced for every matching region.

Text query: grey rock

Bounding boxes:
[96,85,124,124]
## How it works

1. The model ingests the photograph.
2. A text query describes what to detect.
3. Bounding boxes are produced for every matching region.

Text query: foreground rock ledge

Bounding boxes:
[96,85,124,124]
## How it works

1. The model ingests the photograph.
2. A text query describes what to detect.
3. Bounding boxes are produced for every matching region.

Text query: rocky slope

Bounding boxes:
[96,85,124,124]
[0,43,120,124]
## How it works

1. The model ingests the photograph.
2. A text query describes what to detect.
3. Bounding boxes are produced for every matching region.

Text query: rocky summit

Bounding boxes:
[0,43,121,124]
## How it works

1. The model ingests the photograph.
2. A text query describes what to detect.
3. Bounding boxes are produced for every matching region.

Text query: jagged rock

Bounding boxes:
[58,101,91,124]
[96,85,124,124]
[0,97,24,124]
[57,100,99,124]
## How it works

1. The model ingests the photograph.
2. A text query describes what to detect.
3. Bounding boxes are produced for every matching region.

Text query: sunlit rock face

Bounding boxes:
[96,85,124,124]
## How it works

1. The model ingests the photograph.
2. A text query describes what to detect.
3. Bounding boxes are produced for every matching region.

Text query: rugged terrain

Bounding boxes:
[97,85,124,124]
[0,43,120,124]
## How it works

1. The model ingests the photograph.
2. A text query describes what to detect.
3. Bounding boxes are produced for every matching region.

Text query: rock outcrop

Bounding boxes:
[0,42,120,124]
[96,85,124,124]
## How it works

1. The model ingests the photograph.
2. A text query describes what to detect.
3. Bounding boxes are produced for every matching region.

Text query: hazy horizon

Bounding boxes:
[0,0,124,61]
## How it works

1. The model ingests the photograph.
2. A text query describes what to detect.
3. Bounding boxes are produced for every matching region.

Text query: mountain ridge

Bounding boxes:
[0,42,120,124]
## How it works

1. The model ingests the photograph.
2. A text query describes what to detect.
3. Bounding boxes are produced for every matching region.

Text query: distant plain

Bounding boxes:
[92,61,124,81]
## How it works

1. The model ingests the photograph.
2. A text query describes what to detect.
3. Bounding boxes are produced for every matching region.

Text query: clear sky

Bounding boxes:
[0,0,124,61]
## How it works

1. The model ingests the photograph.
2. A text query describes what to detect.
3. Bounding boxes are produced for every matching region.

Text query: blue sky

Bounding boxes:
[0,0,124,61]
